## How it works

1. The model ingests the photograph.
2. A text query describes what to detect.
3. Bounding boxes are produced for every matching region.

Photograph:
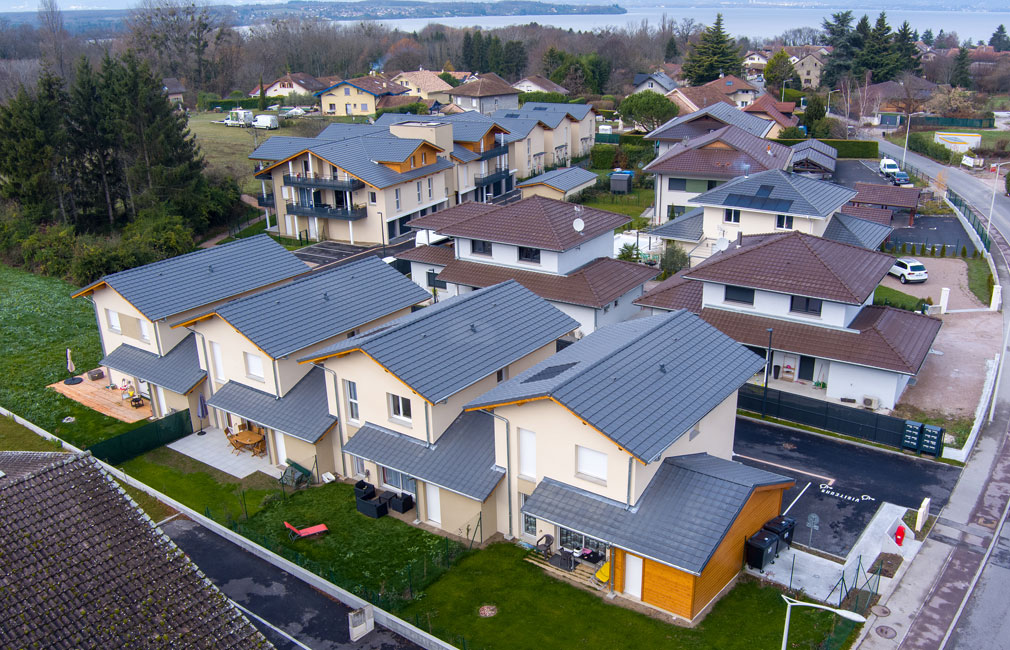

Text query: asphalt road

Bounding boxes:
[163,518,421,650]
[733,418,961,557]
[947,517,1010,649]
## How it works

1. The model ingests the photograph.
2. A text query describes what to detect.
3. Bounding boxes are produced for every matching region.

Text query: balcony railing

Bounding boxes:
[283,174,364,192]
[475,167,510,186]
[253,164,272,178]
[285,202,367,221]
[257,194,275,208]
[478,144,509,161]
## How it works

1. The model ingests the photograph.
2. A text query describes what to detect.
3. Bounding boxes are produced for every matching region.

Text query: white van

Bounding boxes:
[879,158,900,176]
[225,109,253,127]
[253,114,279,130]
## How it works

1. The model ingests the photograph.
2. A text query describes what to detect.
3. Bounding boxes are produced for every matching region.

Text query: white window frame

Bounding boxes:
[368,191,377,205]
[416,180,422,202]
[352,456,366,477]
[344,379,360,423]
[106,309,121,333]
[388,393,412,424]
[520,493,537,537]
[427,177,433,199]
[209,341,225,383]
[381,466,416,495]
[518,428,536,480]
[395,188,401,210]
[244,352,265,381]
[576,445,608,484]
[776,214,794,230]
[496,367,508,383]
[138,318,150,342]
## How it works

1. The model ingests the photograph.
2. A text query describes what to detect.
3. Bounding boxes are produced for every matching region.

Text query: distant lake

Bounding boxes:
[354,6,1010,42]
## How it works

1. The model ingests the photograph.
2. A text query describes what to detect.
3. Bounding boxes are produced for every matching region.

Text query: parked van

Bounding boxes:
[253,114,279,130]
[879,158,900,176]
[225,109,254,127]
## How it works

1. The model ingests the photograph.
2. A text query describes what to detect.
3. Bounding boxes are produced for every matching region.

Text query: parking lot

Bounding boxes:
[733,418,961,558]
[294,240,373,266]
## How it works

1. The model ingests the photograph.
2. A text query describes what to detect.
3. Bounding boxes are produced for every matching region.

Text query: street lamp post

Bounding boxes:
[901,111,926,168]
[826,89,838,116]
[780,80,790,103]
[781,595,867,650]
[761,328,773,418]
[987,161,1010,244]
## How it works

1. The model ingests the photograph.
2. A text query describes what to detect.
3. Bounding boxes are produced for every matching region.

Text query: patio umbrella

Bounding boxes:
[63,348,82,385]
[197,392,209,435]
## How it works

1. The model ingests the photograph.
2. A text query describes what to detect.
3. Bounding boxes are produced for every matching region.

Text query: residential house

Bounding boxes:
[635,231,941,409]
[73,235,309,430]
[664,85,735,115]
[790,139,838,179]
[398,196,657,335]
[162,77,185,105]
[297,281,579,541]
[632,71,678,94]
[743,51,769,76]
[489,113,549,179]
[644,124,793,222]
[391,70,454,103]
[518,167,598,201]
[645,103,776,155]
[511,102,597,159]
[317,76,409,116]
[465,310,794,622]
[0,451,269,649]
[794,53,825,88]
[250,121,455,244]
[250,72,328,98]
[704,75,759,107]
[172,257,430,477]
[449,73,520,115]
[512,75,570,95]
[742,94,800,132]
[859,77,938,124]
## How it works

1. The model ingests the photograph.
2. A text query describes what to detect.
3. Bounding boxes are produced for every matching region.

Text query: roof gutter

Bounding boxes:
[315,363,347,477]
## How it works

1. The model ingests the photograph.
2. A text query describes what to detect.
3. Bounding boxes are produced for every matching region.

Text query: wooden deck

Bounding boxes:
[525,551,603,592]
[48,372,152,423]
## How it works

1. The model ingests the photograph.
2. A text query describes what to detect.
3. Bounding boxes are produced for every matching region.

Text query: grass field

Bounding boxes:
[874,285,928,311]
[886,129,1010,151]
[0,265,144,448]
[216,217,303,250]
[965,257,995,305]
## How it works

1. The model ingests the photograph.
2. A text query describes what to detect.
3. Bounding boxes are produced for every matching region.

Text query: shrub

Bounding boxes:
[961,245,968,257]
[375,102,429,118]
[618,133,647,146]
[901,242,908,254]
[973,249,979,258]
[591,144,618,169]
[771,138,878,158]
[519,91,569,105]
[659,244,690,279]
[919,243,926,255]
[939,245,947,257]
[617,243,641,262]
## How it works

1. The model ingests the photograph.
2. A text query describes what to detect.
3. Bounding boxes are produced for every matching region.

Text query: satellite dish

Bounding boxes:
[573,217,585,233]
[714,237,730,252]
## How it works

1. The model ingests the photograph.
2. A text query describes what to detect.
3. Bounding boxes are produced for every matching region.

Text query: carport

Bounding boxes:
[840,205,893,227]
[850,183,922,226]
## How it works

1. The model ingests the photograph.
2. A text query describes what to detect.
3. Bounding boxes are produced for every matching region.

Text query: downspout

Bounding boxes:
[424,401,432,446]
[480,408,513,539]
[154,318,164,356]
[316,363,347,477]
[626,456,634,510]
[272,358,282,398]
[185,326,215,427]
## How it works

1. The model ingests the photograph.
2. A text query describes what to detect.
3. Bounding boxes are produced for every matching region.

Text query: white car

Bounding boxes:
[889,257,928,283]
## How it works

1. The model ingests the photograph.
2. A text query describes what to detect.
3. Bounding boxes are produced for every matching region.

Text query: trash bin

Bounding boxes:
[763,515,797,549]
[745,530,778,570]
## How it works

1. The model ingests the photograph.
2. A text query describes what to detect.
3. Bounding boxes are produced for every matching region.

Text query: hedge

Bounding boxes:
[591,144,618,169]
[597,109,616,120]
[771,138,878,158]
[904,132,958,165]
[618,133,646,146]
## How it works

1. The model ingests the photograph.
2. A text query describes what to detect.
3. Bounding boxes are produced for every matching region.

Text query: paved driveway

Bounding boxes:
[295,241,373,267]
[833,159,887,189]
[733,418,961,557]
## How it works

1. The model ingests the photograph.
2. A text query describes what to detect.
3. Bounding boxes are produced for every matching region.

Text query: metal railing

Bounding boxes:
[283,173,364,191]
[253,163,271,178]
[475,167,509,186]
[947,189,993,251]
[256,193,275,208]
[478,144,509,161]
[285,201,367,221]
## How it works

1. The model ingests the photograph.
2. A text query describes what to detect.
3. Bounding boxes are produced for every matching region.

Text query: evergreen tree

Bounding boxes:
[485,35,504,76]
[891,21,921,76]
[471,31,486,72]
[542,47,565,76]
[438,71,460,87]
[950,42,973,88]
[664,36,679,62]
[502,41,527,80]
[67,56,121,229]
[922,29,934,46]
[582,53,611,94]
[990,25,1010,52]
[461,32,474,70]
[821,11,859,88]
[763,49,797,93]
[618,90,678,133]
[682,14,743,85]
[855,13,895,81]
[801,94,826,130]
[257,75,267,111]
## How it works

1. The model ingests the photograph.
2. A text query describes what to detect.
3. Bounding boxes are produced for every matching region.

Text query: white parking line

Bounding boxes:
[733,454,836,485]
[229,599,313,650]
[783,482,811,515]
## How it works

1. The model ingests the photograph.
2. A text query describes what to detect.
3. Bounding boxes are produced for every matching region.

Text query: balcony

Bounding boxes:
[283,173,365,192]
[475,167,510,187]
[256,194,275,208]
[253,164,272,179]
[478,144,509,161]
[285,202,367,221]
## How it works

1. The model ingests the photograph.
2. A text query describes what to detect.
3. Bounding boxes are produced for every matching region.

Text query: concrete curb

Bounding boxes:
[0,405,457,650]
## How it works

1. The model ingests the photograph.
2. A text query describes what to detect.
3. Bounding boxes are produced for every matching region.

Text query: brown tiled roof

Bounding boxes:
[643,124,792,178]
[670,86,736,110]
[451,73,519,98]
[317,74,343,87]
[377,94,432,109]
[634,271,704,312]
[396,243,456,265]
[437,257,658,308]
[0,452,268,649]
[852,183,922,210]
[699,305,941,374]
[742,94,799,128]
[287,72,327,92]
[394,70,454,94]
[840,205,894,226]
[336,75,408,96]
[683,230,895,304]
[774,101,796,115]
[411,196,629,252]
[408,202,498,231]
[705,75,756,94]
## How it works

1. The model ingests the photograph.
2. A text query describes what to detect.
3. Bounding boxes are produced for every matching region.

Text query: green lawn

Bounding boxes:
[400,543,848,650]
[891,403,974,448]
[874,285,928,312]
[0,264,144,448]
[217,218,304,250]
[965,257,995,305]
[886,128,1010,151]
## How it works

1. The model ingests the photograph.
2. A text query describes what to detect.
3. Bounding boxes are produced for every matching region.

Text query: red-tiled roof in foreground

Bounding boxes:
[396,243,456,266]
[700,305,941,374]
[634,271,704,312]
[437,257,658,308]
[841,204,894,226]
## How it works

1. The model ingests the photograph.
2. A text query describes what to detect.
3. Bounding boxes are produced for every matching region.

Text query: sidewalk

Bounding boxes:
[199,195,265,249]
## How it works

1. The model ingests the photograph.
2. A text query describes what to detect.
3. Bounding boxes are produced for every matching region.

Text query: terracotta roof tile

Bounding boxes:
[394,70,454,93]
[704,75,757,94]
[451,73,519,98]
[643,124,792,178]
[634,271,704,312]
[742,93,799,128]
[671,85,737,110]
[852,183,922,210]
[841,204,894,226]
[408,202,499,231]
[396,243,456,265]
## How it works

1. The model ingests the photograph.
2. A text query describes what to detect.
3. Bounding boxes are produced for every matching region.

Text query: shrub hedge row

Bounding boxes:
[771,138,878,158]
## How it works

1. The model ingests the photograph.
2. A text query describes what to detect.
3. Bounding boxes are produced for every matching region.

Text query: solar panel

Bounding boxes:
[725,193,793,212]
[756,185,774,197]
[522,362,579,383]
[533,106,548,111]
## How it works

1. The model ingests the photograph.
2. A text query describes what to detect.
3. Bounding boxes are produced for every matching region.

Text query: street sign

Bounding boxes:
[806,513,819,547]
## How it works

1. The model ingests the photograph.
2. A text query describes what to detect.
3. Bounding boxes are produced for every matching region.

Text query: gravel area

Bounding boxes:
[879,257,986,310]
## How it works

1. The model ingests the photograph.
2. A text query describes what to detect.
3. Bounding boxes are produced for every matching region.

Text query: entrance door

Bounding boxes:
[285,213,296,237]
[798,356,816,382]
[624,553,643,599]
[426,485,441,524]
[308,217,318,240]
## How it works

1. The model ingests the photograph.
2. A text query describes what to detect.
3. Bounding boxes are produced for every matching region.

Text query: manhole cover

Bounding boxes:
[876,626,897,639]
[478,605,497,618]
[871,605,891,617]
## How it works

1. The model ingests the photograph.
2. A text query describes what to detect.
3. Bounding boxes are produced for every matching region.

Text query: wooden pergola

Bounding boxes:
[850,183,922,226]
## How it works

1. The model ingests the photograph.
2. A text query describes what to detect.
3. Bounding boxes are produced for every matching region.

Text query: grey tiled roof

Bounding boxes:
[650,207,704,242]
[823,213,894,250]
[207,367,336,443]
[791,139,838,172]
[0,452,268,649]
[315,123,390,141]
[691,169,857,219]
[518,167,598,193]
[190,256,429,359]
[301,280,578,403]
[646,103,772,141]
[75,235,309,321]
[519,102,594,120]
[467,311,765,462]
[522,453,792,574]
[633,72,678,91]
[305,137,455,189]
[343,412,504,500]
[490,116,542,142]
[250,136,326,161]
[376,112,504,143]
[451,144,480,162]
[100,334,206,394]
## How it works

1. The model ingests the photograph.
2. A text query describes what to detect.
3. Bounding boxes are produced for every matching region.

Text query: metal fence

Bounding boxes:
[738,385,906,448]
[947,189,993,251]
[910,115,996,129]
[88,409,193,465]
[594,133,620,144]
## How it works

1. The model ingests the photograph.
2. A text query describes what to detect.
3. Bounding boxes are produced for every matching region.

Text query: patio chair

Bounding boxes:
[535,534,554,559]
[284,521,328,540]
[591,561,611,590]
[252,439,267,457]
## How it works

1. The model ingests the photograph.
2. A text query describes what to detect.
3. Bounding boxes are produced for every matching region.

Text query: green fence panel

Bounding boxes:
[911,116,996,129]
[88,409,193,465]
[594,133,621,144]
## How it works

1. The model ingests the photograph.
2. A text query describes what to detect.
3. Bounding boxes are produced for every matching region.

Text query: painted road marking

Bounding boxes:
[230,600,313,650]
[818,483,876,504]
[783,482,811,515]
[733,454,836,486]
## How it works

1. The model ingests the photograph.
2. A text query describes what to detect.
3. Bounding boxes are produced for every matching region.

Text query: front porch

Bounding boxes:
[48,371,152,423]
[167,426,284,479]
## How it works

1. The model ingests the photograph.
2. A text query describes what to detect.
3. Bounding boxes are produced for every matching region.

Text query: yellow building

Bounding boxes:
[317,75,409,116]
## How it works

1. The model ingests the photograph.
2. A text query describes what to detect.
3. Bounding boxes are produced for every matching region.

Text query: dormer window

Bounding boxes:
[518,247,540,263]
